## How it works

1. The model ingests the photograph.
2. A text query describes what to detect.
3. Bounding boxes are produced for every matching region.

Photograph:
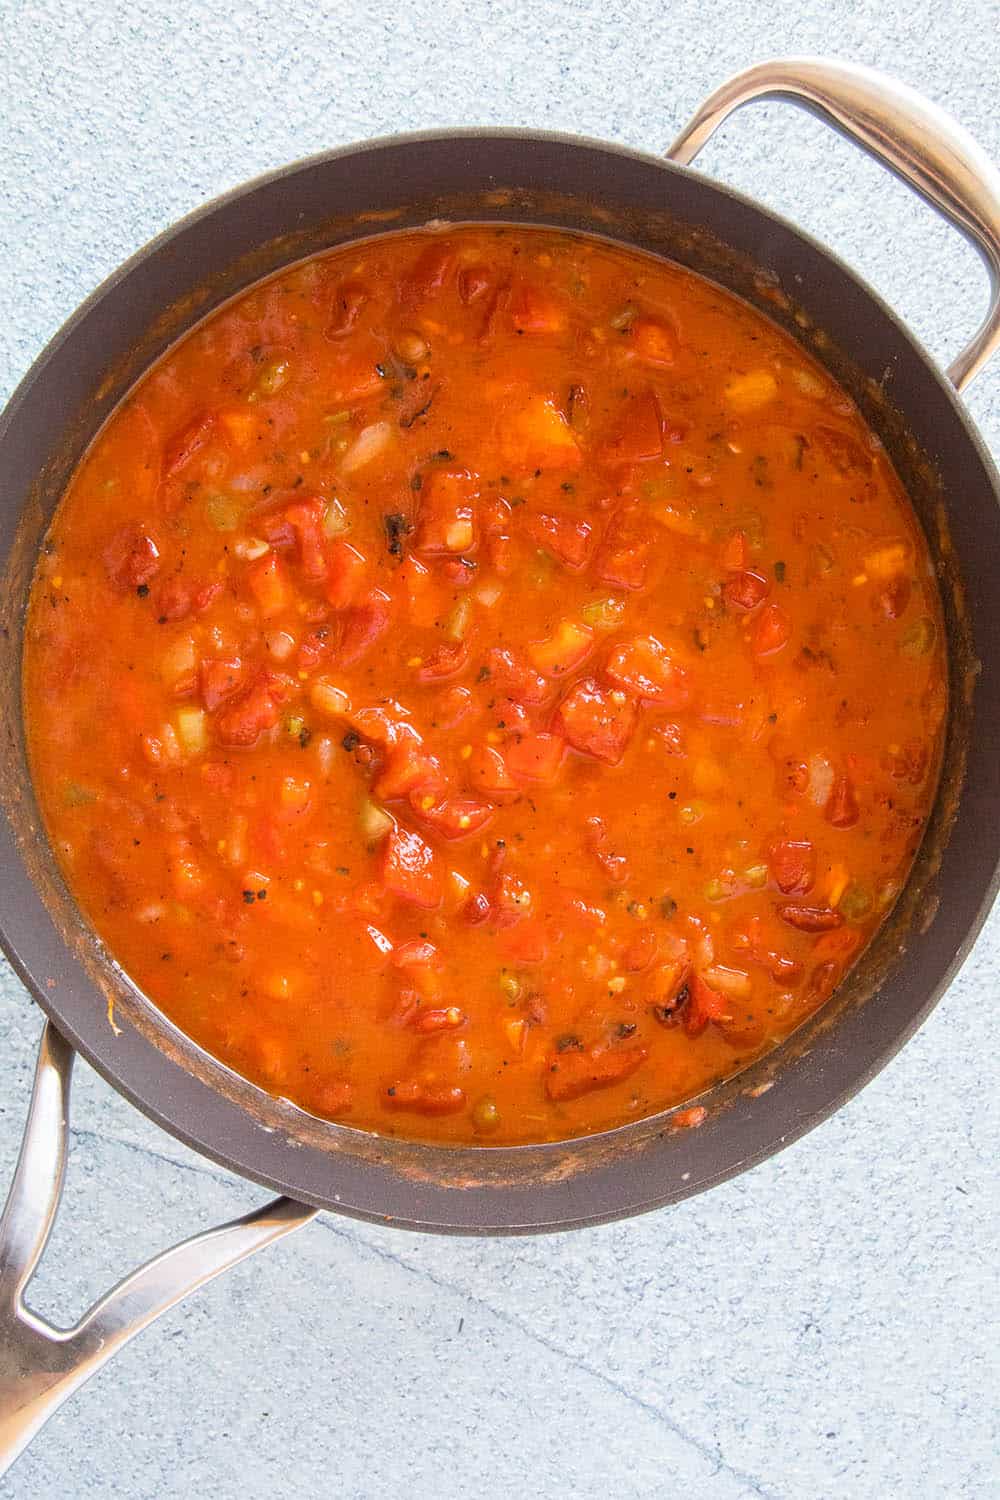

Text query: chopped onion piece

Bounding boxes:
[310,682,352,719]
[342,421,392,474]
[233,537,270,561]
[445,597,472,640]
[313,735,336,776]
[691,926,715,969]
[703,963,752,998]
[264,628,296,662]
[807,752,835,808]
[322,497,351,537]
[475,581,503,608]
[359,797,394,842]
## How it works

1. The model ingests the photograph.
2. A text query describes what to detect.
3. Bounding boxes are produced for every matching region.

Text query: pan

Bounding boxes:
[1,57,998,1472]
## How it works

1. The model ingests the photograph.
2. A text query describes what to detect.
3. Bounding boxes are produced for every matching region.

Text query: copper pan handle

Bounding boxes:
[0,1022,318,1477]
[667,57,1000,392]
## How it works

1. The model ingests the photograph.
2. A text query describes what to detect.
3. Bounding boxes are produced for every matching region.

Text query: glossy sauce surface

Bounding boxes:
[24,226,946,1143]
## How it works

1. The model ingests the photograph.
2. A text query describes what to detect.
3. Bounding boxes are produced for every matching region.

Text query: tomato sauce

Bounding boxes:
[23,226,947,1143]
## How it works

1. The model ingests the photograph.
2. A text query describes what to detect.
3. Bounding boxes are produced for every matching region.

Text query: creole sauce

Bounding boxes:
[23,226,946,1144]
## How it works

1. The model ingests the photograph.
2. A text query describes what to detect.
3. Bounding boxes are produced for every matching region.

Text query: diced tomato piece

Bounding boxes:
[593,505,656,591]
[397,550,431,597]
[486,532,515,576]
[485,646,551,705]
[438,558,478,589]
[379,826,442,908]
[724,569,771,612]
[584,815,629,883]
[752,602,792,657]
[246,553,292,618]
[629,317,676,366]
[200,760,235,794]
[602,635,691,708]
[467,744,521,803]
[413,797,493,841]
[328,352,384,404]
[431,687,476,726]
[825,774,860,828]
[545,1043,648,1101]
[391,939,439,969]
[192,580,224,614]
[104,525,161,591]
[415,468,478,554]
[599,391,663,466]
[297,627,332,674]
[348,700,411,747]
[400,242,454,305]
[214,674,281,747]
[779,903,844,932]
[200,656,244,712]
[463,891,492,925]
[622,926,658,972]
[768,838,816,894]
[154,576,193,622]
[812,927,862,962]
[505,732,566,784]
[553,678,639,765]
[163,411,214,477]
[339,587,392,666]
[155,575,220,622]
[527,512,594,570]
[732,916,802,984]
[411,1007,467,1034]
[500,394,581,473]
[479,494,512,535]
[815,424,874,476]
[527,619,594,677]
[374,737,443,802]
[384,1081,465,1115]
[325,540,368,610]
[561,893,606,927]
[509,282,567,334]
[416,640,470,682]
[500,917,550,965]
[722,530,748,571]
[683,973,732,1038]
[262,496,328,583]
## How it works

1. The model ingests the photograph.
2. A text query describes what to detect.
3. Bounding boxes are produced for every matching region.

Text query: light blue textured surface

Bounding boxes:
[2,4,999,1497]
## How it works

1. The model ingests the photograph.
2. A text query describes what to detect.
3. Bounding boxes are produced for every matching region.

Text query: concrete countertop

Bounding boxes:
[2,3,997,1496]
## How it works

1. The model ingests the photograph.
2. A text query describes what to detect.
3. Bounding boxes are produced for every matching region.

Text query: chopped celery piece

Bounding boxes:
[444,597,472,641]
[581,595,626,631]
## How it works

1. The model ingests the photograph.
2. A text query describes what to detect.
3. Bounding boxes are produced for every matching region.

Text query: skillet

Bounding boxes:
[1,57,998,1471]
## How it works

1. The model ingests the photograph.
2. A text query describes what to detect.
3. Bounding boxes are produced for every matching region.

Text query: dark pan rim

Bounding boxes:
[2,126,998,1233]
